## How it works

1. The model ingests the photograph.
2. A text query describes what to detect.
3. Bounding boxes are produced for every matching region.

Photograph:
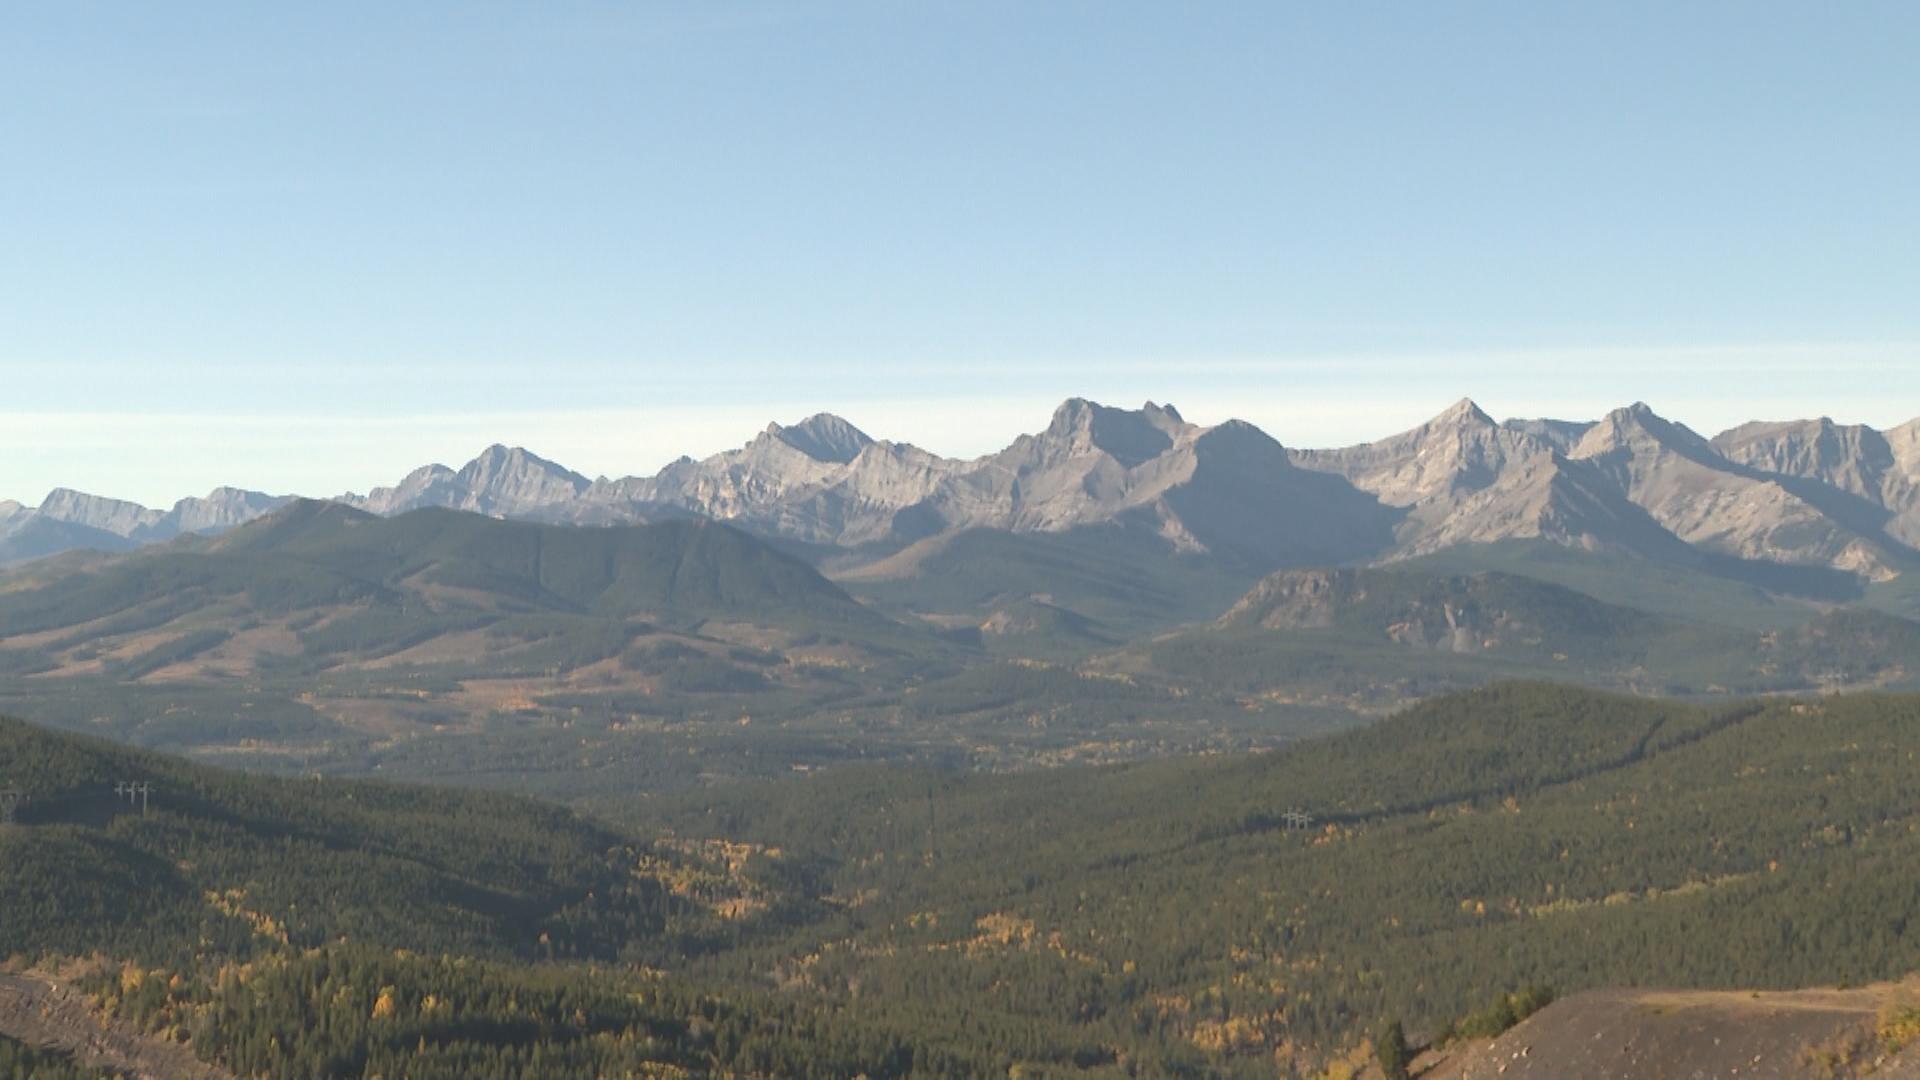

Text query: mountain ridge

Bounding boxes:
[9,399,1919,593]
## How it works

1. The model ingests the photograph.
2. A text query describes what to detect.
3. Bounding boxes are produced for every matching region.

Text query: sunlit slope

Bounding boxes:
[637,685,1920,1063]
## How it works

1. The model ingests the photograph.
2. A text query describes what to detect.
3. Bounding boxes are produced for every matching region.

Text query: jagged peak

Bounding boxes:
[1432,397,1495,426]
[402,462,457,479]
[1039,398,1178,467]
[457,445,586,484]
[36,488,153,515]
[764,412,873,464]
[1592,401,1684,439]
[467,443,543,468]
[1045,397,1188,432]
[1713,415,1871,445]
[1572,402,1721,467]
[1192,417,1288,458]
[182,485,280,504]
[1046,396,1097,429]
[40,486,134,505]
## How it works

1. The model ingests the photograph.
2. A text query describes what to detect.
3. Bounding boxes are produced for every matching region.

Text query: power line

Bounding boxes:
[115,780,153,815]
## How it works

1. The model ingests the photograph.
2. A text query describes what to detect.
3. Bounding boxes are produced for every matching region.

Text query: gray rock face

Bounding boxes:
[1290,399,1664,560]
[1714,416,1920,549]
[35,488,167,540]
[1294,398,1548,510]
[583,415,931,544]
[1712,418,1896,499]
[166,487,294,535]
[30,486,293,544]
[346,445,589,518]
[1215,565,1650,656]
[1500,416,1594,452]
[764,413,875,464]
[8,398,1920,583]
[1564,404,1897,578]
[0,486,292,566]
[1291,399,1918,578]
[566,400,1397,566]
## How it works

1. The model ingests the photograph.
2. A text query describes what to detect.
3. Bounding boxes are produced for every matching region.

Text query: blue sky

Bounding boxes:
[4,2,1918,505]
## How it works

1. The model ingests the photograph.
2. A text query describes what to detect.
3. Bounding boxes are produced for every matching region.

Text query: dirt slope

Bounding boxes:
[1418,982,1920,1080]
[0,970,234,1080]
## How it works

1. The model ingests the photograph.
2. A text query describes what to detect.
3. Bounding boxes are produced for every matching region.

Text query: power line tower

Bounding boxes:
[0,787,24,826]
[115,780,153,815]
[1282,808,1315,832]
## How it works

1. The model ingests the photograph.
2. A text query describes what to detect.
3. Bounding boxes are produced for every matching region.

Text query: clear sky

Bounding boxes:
[4,2,1918,506]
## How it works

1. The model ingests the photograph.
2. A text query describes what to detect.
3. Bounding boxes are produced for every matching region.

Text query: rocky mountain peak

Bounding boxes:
[35,488,165,536]
[462,444,574,479]
[452,446,590,512]
[1573,403,1715,461]
[1289,397,1547,512]
[14,398,1920,585]
[763,413,874,464]
[1711,418,1895,491]
[166,488,292,534]
[1502,417,1595,451]
[1433,397,1495,427]
[1890,417,1920,470]
[1040,398,1184,468]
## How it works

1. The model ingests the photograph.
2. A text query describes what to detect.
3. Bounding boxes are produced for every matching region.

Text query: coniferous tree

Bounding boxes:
[1376,1019,1411,1080]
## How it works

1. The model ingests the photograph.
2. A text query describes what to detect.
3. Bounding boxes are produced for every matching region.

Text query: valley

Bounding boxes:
[7,685,1920,1076]
[8,400,1920,1076]
[4,399,1920,793]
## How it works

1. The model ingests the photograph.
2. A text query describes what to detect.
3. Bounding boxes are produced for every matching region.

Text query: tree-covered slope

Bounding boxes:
[1,500,886,637]
[626,685,1920,1073]
[833,525,1259,650]
[0,714,1012,1077]
[9,686,1920,1075]
[0,714,713,966]
[1119,565,1920,707]
[0,503,956,759]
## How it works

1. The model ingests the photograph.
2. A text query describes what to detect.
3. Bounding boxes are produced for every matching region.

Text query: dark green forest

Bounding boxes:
[5,684,1920,1076]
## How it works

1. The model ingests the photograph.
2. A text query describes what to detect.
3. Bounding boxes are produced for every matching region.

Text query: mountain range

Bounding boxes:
[8,398,1920,594]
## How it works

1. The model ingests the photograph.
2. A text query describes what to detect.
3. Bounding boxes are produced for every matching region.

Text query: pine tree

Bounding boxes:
[1376,1018,1411,1080]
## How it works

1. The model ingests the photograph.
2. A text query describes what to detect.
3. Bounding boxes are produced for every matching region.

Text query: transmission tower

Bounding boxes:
[115,780,153,815]
[0,787,24,826]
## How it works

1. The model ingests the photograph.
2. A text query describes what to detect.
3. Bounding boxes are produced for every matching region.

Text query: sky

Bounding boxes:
[3,2,1918,506]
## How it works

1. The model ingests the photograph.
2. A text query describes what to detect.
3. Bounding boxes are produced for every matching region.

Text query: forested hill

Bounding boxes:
[207,500,880,624]
[624,684,1920,1073]
[0,502,937,755]
[4,499,889,635]
[9,686,1920,1076]
[0,714,1004,1077]
[0,712,683,964]
[1123,565,1920,705]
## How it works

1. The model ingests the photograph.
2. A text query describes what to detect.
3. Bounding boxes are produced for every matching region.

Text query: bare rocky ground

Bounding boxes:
[0,969,234,1080]
[1412,982,1920,1080]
